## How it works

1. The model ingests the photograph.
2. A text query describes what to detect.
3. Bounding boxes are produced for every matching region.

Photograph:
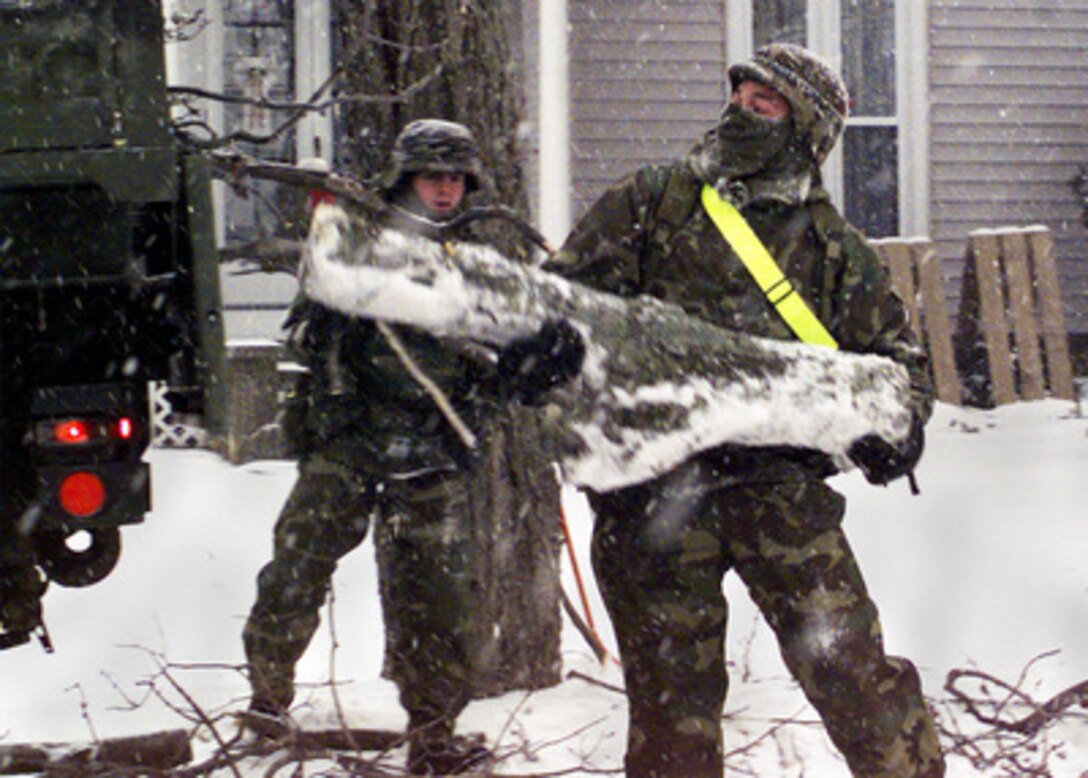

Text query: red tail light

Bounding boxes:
[114,417,134,440]
[54,420,91,444]
[41,416,136,447]
[58,471,107,517]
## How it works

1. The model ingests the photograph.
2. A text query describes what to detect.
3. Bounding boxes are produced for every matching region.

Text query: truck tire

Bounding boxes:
[34,528,121,588]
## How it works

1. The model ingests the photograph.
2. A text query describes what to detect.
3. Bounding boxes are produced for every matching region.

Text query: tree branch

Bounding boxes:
[945,666,1088,737]
[375,320,478,450]
[934,651,1088,774]
[203,151,553,257]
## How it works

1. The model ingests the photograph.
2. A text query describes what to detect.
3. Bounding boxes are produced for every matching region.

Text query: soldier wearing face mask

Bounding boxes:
[546,44,944,777]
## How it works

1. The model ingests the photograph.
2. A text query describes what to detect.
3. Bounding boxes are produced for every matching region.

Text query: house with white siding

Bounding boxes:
[166,1,1088,361]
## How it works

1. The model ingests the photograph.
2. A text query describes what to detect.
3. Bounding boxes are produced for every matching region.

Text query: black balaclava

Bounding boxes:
[688,100,815,209]
[714,102,795,180]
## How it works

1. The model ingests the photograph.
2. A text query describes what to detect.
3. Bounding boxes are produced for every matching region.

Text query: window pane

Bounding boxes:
[754,0,806,48]
[843,126,898,238]
[841,0,895,116]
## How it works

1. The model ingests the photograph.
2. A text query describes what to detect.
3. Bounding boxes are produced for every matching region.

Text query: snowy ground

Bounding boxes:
[2,399,1086,775]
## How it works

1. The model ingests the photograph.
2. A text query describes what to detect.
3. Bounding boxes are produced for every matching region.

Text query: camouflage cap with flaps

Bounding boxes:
[382,119,482,193]
[728,43,849,167]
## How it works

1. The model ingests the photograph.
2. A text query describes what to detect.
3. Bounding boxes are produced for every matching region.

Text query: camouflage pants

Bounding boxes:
[1,487,44,644]
[242,456,475,728]
[0,557,43,644]
[589,471,944,778]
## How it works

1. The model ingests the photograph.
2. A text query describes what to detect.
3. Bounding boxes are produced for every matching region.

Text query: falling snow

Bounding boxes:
[1,400,1086,776]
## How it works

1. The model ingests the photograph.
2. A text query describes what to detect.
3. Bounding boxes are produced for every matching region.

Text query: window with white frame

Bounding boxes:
[736,0,925,238]
[838,0,897,238]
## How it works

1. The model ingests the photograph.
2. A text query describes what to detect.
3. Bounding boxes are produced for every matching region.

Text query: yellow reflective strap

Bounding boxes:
[700,184,838,349]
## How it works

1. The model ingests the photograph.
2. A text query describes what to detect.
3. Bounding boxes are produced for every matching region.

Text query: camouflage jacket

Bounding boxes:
[547,162,934,485]
[283,206,501,479]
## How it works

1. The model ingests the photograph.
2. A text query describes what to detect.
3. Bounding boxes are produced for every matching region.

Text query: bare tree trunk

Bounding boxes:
[334,0,563,695]
[336,0,528,257]
[466,407,563,696]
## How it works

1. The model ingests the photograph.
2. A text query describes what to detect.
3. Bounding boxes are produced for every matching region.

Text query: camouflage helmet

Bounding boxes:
[728,43,849,167]
[381,118,482,193]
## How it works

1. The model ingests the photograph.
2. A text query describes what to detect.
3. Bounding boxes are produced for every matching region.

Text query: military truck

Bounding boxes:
[0,0,226,649]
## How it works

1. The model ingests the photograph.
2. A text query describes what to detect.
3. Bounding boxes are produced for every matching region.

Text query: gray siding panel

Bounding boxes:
[577,41,725,61]
[577,60,725,81]
[930,104,1088,126]
[932,0,1088,8]
[573,101,720,122]
[568,1,726,218]
[572,80,723,102]
[934,162,1088,184]
[930,0,1088,333]
[932,125,1086,145]
[573,21,725,44]
[931,144,1088,164]
[931,47,1088,68]
[571,123,714,140]
[570,1,723,24]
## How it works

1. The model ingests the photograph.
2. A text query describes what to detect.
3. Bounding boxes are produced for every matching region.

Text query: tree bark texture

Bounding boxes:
[335,0,529,258]
[334,1,562,696]
[464,406,564,696]
[0,730,192,775]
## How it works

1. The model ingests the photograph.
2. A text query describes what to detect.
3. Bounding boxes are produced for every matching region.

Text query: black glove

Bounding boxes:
[497,319,585,405]
[848,415,925,486]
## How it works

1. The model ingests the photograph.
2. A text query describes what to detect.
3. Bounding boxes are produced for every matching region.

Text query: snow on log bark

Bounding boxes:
[300,203,913,490]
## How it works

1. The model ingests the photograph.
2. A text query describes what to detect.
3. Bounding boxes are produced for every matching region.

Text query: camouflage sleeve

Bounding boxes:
[543,164,673,295]
[832,227,935,423]
[288,301,349,393]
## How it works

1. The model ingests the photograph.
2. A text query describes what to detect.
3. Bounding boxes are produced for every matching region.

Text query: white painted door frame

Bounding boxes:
[295,0,334,165]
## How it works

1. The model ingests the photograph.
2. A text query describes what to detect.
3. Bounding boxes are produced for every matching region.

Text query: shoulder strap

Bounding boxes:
[807,197,848,328]
[808,197,846,263]
[700,184,839,350]
[655,166,701,227]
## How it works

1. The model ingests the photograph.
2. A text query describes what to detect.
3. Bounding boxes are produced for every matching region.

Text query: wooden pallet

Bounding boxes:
[872,238,963,405]
[957,227,1074,406]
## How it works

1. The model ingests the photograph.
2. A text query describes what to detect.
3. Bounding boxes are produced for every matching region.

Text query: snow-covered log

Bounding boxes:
[0,730,191,774]
[300,203,913,491]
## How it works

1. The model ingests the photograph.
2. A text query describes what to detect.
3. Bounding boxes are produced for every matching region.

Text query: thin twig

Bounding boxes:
[204,151,389,215]
[375,320,478,450]
[946,665,1088,736]
[172,64,442,150]
[326,583,362,757]
[722,706,809,763]
[934,651,1088,774]
[559,590,609,666]
[565,670,623,696]
[153,666,243,778]
[447,206,555,255]
[170,65,442,114]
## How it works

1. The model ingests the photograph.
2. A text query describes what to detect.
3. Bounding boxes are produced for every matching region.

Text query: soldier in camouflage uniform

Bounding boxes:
[546,44,945,777]
[242,119,581,775]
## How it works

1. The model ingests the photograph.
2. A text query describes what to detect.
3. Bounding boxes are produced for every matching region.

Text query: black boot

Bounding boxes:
[243,657,296,739]
[407,719,491,775]
[239,704,293,741]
